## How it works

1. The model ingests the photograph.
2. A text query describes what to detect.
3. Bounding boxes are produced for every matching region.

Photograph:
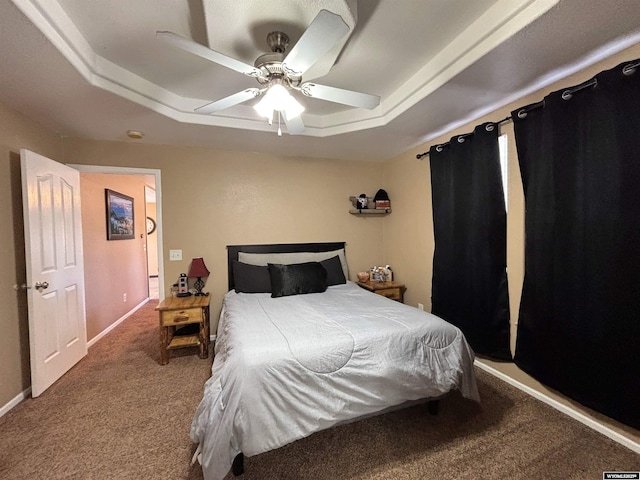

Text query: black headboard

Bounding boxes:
[227,242,346,291]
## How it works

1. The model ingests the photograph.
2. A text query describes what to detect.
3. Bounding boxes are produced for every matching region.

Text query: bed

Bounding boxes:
[190,242,479,480]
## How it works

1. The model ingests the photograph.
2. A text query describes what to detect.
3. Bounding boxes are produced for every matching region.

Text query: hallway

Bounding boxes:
[149,276,159,300]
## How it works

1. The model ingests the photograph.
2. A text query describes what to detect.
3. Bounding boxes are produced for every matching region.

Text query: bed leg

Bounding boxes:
[427,399,440,415]
[232,452,244,476]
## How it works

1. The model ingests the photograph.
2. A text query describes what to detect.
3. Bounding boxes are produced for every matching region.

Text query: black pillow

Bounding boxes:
[320,255,346,286]
[268,262,328,298]
[232,261,272,293]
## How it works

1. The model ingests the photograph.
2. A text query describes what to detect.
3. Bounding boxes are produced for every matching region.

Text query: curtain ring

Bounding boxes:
[435,145,443,153]
[457,136,465,143]
[562,78,596,101]
[485,123,495,132]
[622,62,638,76]
[517,109,527,119]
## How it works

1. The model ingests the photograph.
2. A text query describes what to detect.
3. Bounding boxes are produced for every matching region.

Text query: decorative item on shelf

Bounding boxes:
[373,189,391,210]
[370,266,384,282]
[188,257,210,296]
[357,271,370,282]
[357,194,368,210]
[176,273,191,297]
[369,265,393,282]
[348,195,390,215]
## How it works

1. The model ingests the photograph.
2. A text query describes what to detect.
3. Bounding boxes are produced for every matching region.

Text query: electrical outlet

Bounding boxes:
[123,293,127,302]
[418,303,424,311]
[169,249,182,261]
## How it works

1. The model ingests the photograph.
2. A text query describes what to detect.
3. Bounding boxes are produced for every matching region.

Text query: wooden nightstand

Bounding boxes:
[357,280,406,303]
[156,295,211,365]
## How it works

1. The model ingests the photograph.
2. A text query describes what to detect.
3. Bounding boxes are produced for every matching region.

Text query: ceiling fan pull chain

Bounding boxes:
[277,110,282,137]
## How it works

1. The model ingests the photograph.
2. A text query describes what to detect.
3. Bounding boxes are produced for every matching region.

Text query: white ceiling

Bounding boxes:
[2,0,640,161]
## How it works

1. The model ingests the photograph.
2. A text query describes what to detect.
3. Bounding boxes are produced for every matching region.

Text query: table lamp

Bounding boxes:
[187,257,210,296]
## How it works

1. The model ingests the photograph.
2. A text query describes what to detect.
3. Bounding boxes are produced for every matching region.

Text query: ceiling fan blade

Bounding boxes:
[300,82,380,110]
[157,31,261,78]
[194,88,262,114]
[283,111,305,135]
[282,10,349,76]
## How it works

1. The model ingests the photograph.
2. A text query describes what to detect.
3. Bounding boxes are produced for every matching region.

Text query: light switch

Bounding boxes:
[169,249,182,261]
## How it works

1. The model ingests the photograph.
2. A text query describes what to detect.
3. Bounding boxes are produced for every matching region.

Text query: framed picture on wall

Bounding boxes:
[105,189,135,240]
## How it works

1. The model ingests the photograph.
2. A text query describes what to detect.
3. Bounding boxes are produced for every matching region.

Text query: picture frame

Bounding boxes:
[105,189,135,240]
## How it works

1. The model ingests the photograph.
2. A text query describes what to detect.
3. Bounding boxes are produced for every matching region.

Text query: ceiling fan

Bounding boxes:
[157,9,380,135]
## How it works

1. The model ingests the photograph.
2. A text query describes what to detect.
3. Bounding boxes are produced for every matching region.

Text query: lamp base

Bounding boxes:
[193,277,208,296]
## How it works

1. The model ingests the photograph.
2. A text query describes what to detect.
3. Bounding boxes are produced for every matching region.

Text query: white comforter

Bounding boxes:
[190,282,479,480]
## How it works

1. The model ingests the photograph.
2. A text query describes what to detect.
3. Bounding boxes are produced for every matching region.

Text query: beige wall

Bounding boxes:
[2,127,385,407]
[63,140,387,333]
[80,173,149,340]
[0,102,64,407]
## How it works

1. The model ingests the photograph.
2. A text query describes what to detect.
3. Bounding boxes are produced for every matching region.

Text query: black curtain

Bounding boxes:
[512,59,640,429]
[429,122,511,360]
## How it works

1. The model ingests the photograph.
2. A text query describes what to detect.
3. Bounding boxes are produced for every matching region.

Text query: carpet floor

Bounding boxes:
[1,301,638,479]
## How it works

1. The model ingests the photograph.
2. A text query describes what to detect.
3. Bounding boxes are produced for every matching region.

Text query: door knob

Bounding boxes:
[13,283,30,291]
[34,281,49,290]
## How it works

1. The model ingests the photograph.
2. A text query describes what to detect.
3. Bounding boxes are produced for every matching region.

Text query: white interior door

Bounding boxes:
[21,149,87,397]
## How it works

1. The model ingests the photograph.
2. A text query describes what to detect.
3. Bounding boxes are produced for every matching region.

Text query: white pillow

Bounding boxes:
[238,249,349,280]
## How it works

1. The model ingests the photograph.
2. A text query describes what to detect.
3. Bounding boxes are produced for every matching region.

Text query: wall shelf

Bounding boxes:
[349,196,391,215]
[349,208,391,215]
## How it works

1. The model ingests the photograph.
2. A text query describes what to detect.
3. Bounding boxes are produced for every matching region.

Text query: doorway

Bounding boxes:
[145,184,159,300]
[69,164,164,344]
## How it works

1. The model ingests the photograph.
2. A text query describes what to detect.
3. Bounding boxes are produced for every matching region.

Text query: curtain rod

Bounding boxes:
[416,116,512,159]
[416,82,589,160]
[415,58,640,160]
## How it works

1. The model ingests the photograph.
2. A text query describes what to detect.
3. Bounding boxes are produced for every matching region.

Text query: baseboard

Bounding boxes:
[87,298,150,348]
[0,387,32,419]
[474,359,640,454]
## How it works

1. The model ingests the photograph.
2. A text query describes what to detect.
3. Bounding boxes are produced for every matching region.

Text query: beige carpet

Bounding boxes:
[1,301,638,480]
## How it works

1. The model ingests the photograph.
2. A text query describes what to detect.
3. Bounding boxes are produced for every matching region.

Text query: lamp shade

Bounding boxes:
[187,258,210,278]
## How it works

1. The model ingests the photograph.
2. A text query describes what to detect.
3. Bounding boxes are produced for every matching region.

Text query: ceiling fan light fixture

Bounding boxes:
[268,84,292,108]
[283,95,305,118]
[254,84,287,117]
[253,96,274,122]
[254,84,305,126]
[160,9,375,137]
